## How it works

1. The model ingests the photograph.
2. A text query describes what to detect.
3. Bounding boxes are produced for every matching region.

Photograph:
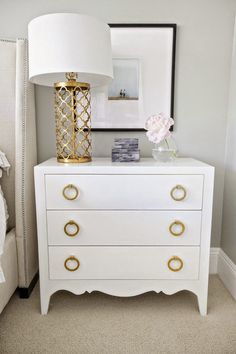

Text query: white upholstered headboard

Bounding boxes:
[0,39,16,230]
[0,38,38,288]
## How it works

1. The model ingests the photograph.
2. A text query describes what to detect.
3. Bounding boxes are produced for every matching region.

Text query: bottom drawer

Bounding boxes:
[49,247,200,280]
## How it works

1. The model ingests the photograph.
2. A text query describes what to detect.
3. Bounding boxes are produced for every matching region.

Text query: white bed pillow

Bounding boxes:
[0,182,9,222]
[0,185,7,282]
[0,151,10,223]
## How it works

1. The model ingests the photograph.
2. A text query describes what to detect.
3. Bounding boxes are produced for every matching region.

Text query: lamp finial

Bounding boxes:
[66,72,78,81]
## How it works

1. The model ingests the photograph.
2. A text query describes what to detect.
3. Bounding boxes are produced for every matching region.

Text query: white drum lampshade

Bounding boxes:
[28,13,113,163]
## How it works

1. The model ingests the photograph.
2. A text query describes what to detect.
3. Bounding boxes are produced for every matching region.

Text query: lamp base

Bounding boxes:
[57,156,92,163]
[54,73,92,164]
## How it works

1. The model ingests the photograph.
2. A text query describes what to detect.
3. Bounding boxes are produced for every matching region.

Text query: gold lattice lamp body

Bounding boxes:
[55,73,91,163]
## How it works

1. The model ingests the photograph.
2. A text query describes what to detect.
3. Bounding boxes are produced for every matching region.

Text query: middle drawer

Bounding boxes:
[47,210,202,246]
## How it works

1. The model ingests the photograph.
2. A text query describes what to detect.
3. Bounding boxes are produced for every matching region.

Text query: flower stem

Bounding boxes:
[165,138,170,150]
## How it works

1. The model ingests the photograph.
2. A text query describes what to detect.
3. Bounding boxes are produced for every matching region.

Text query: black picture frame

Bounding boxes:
[92,23,177,132]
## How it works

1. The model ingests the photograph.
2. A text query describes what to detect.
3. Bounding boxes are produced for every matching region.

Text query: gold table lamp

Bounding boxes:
[28,13,113,163]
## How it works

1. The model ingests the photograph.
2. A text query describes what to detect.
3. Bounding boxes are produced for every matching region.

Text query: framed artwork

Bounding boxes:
[91,24,176,131]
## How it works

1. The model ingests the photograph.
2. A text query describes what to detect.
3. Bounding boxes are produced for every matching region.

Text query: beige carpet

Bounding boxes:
[0,275,236,354]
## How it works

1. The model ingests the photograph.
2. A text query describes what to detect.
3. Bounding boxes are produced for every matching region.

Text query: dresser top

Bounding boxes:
[35,158,214,174]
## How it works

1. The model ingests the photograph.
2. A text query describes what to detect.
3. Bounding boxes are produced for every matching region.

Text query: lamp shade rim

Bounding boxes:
[29,72,113,87]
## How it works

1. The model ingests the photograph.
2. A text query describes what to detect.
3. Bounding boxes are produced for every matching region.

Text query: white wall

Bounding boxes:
[0,0,236,246]
[221,17,236,264]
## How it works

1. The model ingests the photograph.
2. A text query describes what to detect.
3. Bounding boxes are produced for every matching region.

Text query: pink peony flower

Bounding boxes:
[145,113,174,144]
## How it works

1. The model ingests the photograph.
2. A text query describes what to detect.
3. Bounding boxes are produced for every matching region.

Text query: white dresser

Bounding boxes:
[34,158,214,315]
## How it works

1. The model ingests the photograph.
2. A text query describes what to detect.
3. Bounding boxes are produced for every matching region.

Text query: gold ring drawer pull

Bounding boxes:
[167,256,184,272]
[64,221,80,237]
[62,184,79,200]
[170,185,187,201]
[169,220,185,237]
[64,256,80,272]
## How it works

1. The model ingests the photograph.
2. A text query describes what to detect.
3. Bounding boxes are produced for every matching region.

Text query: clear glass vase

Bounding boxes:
[152,137,178,162]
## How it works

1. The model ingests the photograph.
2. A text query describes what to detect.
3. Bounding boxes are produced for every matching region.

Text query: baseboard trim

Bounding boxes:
[210,247,220,274]
[218,249,236,301]
[209,248,236,301]
[18,272,39,299]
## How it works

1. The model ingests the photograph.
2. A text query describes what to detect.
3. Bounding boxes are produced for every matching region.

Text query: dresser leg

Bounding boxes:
[40,293,51,315]
[197,293,208,316]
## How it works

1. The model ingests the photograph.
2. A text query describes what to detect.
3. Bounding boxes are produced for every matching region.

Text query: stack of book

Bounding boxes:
[112,138,140,162]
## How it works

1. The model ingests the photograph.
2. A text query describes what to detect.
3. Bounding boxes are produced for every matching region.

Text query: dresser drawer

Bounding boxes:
[47,210,202,246]
[45,174,204,210]
[49,246,200,280]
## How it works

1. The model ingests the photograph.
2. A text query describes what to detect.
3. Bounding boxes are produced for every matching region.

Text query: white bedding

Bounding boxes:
[0,186,7,282]
[0,151,10,283]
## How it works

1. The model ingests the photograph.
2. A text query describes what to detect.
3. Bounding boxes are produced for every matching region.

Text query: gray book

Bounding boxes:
[113,138,139,149]
[112,138,140,162]
[114,138,138,143]
[113,144,139,149]
[112,155,140,162]
[112,148,140,153]
[112,150,140,162]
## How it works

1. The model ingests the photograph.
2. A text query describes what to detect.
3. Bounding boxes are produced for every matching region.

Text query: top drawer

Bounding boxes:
[45,174,204,210]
